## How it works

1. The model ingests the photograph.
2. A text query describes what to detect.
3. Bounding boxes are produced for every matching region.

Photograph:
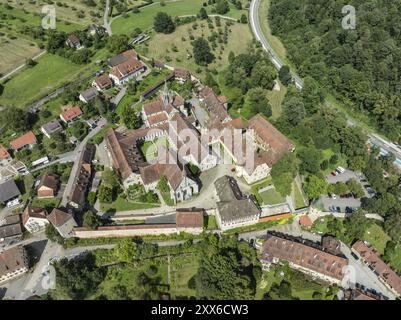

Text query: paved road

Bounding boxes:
[61,117,107,206]
[103,0,112,35]
[368,133,401,169]
[340,242,397,299]
[249,0,303,89]
[239,216,396,299]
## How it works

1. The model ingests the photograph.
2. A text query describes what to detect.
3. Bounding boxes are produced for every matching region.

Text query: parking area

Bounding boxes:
[322,168,376,213]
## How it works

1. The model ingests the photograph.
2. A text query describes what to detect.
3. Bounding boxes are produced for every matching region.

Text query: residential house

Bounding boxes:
[10,131,37,151]
[79,87,99,103]
[0,145,11,167]
[40,119,63,139]
[174,68,190,83]
[260,231,348,285]
[0,214,22,245]
[106,49,138,67]
[87,24,105,36]
[109,58,146,86]
[47,208,77,238]
[0,247,28,284]
[0,180,21,206]
[352,241,401,296]
[214,176,261,231]
[92,74,113,91]
[0,160,29,182]
[60,106,83,124]
[22,206,48,233]
[68,144,96,209]
[66,34,82,49]
[37,172,60,198]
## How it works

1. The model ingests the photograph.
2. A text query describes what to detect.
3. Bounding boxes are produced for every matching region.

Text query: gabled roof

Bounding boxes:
[60,106,82,121]
[94,74,112,89]
[41,119,63,135]
[107,49,138,67]
[22,206,47,225]
[0,145,10,160]
[111,58,145,80]
[174,68,190,79]
[248,114,294,154]
[47,208,73,227]
[10,131,37,150]
[176,208,204,228]
[0,247,27,278]
[262,232,348,281]
[38,172,60,191]
[67,34,80,45]
[80,87,99,101]
[0,179,21,202]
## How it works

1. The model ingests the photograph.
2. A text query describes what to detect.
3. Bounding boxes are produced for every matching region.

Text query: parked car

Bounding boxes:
[331,194,337,200]
[331,171,338,176]
[336,206,341,212]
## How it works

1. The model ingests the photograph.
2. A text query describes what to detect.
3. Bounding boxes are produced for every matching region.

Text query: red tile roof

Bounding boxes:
[47,208,72,227]
[262,232,348,281]
[94,74,112,89]
[299,215,313,227]
[0,145,10,159]
[176,208,204,228]
[61,106,82,122]
[352,241,401,295]
[10,131,37,150]
[112,58,145,80]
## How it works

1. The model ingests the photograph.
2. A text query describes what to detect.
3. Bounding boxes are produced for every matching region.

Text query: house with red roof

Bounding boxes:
[0,145,12,167]
[10,131,38,151]
[60,106,83,124]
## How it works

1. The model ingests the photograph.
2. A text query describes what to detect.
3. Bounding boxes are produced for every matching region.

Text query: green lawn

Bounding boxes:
[259,188,286,205]
[0,48,109,107]
[226,216,293,234]
[169,255,198,298]
[362,223,390,255]
[386,245,401,274]
[292,181,307,209]
[100,195,160,212]
[1,54,81,107]
[266,81,287,119]
[140,137,169,161]
[31,197,61,212]
[205,215,217,230]
[111,0,247,34]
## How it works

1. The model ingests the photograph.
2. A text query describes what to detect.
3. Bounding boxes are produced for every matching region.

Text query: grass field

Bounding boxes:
[362,223,390,255]
[100,195,160,213]
[141,137,169,161]
[136,18,253,76]
[0,36,41,75]
[266,81,287,119]
[111,0,248,34]
[0,48,108,107]
[292,181,307,209]
[1,0,103,26]
[259,188,285,205]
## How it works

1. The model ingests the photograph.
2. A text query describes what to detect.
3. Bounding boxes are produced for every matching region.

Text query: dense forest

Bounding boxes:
[269,0,401,141]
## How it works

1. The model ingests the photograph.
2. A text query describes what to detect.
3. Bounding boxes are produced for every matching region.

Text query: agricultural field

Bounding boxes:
[0,48,109,107]
[0,36,41,75]
[136,18,253,75]
[111,0,248,34]
[1,0,104,26]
